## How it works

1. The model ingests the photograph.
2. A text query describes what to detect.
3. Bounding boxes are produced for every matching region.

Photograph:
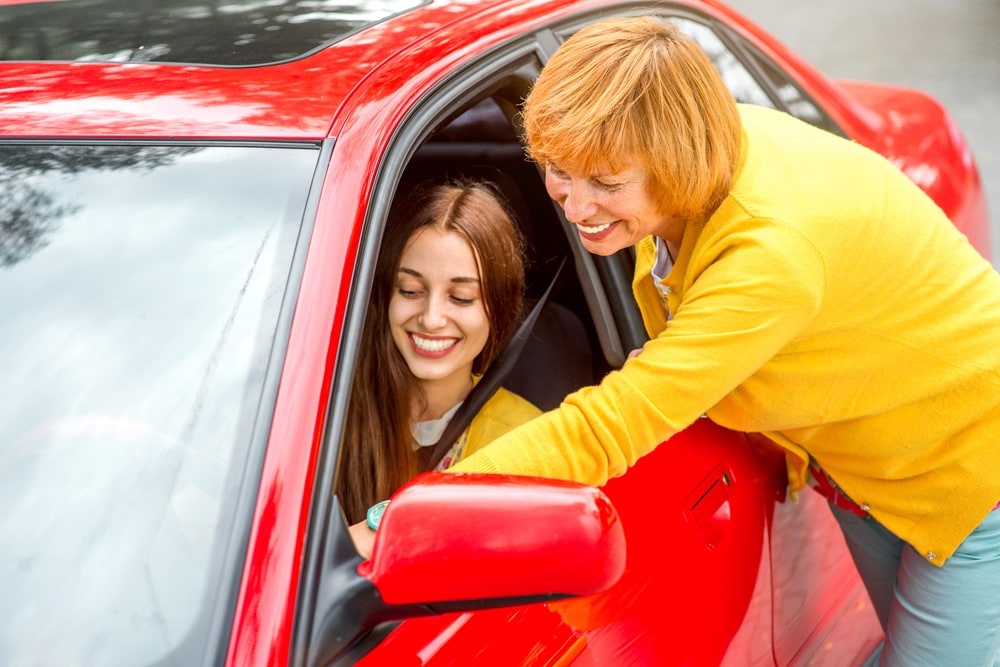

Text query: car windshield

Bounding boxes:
[0,143,317,665]
[0,0,426,66]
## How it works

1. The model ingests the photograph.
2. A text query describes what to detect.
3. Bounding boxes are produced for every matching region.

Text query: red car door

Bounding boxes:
[355,419,780,666]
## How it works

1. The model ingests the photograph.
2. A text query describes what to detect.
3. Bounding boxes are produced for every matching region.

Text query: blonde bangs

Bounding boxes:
[524,99,640,177]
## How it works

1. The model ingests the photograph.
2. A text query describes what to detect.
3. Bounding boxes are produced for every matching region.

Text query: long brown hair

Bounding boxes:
[336,178,526,522]
[522,16,741,223]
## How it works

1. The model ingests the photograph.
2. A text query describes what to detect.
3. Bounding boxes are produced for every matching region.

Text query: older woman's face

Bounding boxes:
[544,161,684,255]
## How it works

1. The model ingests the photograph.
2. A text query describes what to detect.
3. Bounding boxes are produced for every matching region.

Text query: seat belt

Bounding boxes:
[422,256,568,472]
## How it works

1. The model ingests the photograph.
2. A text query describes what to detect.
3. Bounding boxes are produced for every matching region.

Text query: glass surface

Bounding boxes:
[744,48,846,136]
[672,16,844,136]
[0,0,425,66]
[671,17,776,109]
[0,142,317,665]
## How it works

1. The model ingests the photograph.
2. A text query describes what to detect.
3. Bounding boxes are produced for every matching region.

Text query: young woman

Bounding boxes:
[448,17,1000,666]
[336,178,541,525]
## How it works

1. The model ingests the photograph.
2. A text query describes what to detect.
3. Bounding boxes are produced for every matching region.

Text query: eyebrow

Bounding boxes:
[397,267,480,284]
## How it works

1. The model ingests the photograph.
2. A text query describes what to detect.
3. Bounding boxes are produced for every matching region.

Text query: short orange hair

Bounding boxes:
[522,16,741,222]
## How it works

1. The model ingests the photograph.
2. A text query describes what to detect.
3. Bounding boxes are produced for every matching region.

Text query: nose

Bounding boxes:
[560,181,597,224]
[417,292,448,331]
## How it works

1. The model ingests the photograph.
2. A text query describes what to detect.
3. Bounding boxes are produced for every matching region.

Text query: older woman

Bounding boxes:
[449,17,1000,666]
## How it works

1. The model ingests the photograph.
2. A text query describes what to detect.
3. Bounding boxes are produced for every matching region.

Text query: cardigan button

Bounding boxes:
[926,552,937,561]
[860,503,870,512]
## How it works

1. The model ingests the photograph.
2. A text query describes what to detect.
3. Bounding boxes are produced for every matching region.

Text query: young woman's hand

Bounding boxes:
[348,520,376,559]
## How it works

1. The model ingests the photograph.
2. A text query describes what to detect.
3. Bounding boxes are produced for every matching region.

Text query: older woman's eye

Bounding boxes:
[548,164,569,179]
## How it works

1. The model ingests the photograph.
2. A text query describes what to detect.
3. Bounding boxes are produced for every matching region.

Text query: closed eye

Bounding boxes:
[548,164,569,179]
[594,179,623,192]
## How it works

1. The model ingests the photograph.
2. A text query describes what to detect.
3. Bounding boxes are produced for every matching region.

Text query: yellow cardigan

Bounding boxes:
[451,104,1000,565]
[463,387,541,460]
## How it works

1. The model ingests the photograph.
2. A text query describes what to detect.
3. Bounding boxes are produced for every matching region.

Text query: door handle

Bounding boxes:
[684,465,732,549]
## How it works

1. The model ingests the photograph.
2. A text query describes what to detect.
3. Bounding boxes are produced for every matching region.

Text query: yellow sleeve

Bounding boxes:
[449,220,826,487]
[461,387,542,460]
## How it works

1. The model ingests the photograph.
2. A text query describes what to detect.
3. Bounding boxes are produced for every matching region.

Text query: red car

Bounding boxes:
[0,1,988,665]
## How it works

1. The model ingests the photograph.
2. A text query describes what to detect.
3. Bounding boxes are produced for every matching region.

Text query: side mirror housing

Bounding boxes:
[360,472,626,605]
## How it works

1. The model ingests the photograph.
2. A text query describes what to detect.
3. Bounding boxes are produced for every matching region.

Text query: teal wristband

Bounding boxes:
[366,500,390,531]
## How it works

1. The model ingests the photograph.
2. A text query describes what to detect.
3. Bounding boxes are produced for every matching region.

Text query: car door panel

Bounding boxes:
[356,419,777,665]
[358,424,881,665]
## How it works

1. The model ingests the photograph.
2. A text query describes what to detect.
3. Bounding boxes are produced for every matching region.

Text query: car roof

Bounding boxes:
[0,0,529,140]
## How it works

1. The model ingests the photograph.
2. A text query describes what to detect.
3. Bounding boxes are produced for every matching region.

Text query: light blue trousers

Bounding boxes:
[829,503,1000,667]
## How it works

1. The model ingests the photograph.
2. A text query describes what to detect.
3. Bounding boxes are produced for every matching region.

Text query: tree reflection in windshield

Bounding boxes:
[0,145,196,267]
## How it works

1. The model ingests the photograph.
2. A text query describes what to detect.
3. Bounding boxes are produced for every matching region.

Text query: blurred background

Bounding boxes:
[726,0,999,266]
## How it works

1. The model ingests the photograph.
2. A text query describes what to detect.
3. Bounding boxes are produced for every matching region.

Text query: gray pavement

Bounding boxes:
[725,0,1000,266]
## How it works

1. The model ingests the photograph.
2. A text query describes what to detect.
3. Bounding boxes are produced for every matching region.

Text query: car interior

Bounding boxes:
[395,92,646,413]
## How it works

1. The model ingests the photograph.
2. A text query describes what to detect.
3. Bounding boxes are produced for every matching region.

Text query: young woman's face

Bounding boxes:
[389,227,490,385]
[544,161,684,254]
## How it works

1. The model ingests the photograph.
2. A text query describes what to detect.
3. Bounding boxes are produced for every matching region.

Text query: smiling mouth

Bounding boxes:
[575,220,618,240]
[410,333,458,353]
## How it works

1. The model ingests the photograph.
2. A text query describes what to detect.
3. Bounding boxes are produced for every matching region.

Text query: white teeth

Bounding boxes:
[412,335,457,352]
[578,222,612,234]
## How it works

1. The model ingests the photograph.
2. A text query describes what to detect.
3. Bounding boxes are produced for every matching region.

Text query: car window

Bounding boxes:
[741,46,845,135]
[670,15,843,135]
[670,17,775,108]
[0,143,316,666]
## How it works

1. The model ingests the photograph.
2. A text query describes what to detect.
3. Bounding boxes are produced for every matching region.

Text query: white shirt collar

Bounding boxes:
[411,401,463,449]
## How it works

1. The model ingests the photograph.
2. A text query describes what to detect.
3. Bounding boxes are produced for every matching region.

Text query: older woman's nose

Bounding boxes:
[561,183,598,223]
